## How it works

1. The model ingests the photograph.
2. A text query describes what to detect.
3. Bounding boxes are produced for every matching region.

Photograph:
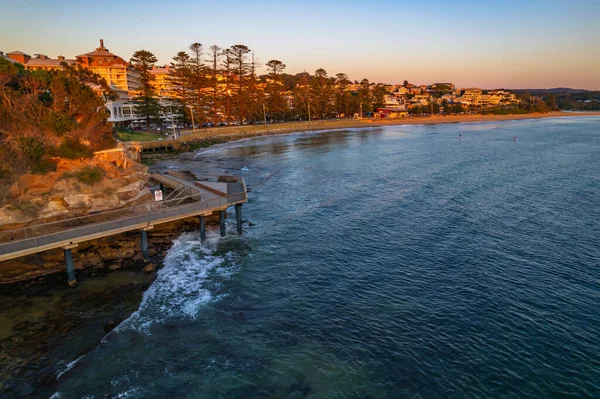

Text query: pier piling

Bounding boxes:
[220,210,226,237]
[141,230,149,261]
[235,204,243,235]
[199,215,206,243]
[63,245,78,287]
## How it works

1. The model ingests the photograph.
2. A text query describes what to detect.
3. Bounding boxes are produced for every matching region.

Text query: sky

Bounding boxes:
[1,0,599,89]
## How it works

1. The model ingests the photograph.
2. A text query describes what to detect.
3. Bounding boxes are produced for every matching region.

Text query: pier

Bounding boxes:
[0,173,247,286]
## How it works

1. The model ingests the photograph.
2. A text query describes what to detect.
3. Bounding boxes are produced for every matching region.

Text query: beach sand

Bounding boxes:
[174,111,600,144]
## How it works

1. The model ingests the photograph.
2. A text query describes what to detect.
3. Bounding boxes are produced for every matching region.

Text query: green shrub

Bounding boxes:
[31,160,57,174]
[40,111,78,135]
[17,136,45,162]
[10,200,41,218]
[68,165,104,185]
[50,138,93,159]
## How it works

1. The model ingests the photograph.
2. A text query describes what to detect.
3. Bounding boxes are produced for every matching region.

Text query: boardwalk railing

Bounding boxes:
[0,191,246,259]
[0,171,247,261]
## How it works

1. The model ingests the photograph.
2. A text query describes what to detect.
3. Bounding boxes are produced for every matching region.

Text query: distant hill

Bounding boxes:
[507,88,600,111]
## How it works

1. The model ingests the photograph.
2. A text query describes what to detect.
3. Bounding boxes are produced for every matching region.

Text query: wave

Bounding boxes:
[55,226,241,387]
[116,230,234,333]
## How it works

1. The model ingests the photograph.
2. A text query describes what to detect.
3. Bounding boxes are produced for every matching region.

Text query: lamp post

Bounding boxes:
[227,89,231,125]
[187,104,196,132]
[262,103,267,127]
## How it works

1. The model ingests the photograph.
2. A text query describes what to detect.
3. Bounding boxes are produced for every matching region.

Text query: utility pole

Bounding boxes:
[359,103,363,119]
[308,102,311,123]
[262,103,267,127]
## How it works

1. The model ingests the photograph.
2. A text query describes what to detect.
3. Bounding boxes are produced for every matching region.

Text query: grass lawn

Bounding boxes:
[117,130,164,142]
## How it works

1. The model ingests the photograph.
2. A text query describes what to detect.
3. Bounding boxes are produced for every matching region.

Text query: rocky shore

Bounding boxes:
[0,212,223,398]
[0,144,231,397]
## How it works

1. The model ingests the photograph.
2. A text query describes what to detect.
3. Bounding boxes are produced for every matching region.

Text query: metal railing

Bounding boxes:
[0,191,247,257]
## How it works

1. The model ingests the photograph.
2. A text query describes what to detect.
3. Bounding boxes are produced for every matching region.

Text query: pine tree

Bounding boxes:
[311,68,333,119]
[188,42,208,123]
[265,60,288,120]
[207,45,222,123]
[130,50,161,131]
[335,73,350,117]
[229,45,251,123]
[292,72,311,120]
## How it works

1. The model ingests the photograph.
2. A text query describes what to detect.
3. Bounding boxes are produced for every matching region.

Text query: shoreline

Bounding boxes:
[167,111,600,148]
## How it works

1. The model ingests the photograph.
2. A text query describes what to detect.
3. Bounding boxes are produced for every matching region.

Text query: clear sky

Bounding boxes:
[1,0,599,89]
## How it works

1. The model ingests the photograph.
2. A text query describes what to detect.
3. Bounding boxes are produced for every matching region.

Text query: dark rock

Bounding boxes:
[142,263,157,273]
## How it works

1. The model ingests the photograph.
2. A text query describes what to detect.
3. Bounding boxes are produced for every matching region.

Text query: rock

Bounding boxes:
[39,198,69,219]
[142,263,156,273]
[8,182,22,198]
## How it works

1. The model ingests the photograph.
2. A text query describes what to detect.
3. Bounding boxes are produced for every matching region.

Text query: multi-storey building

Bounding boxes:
[150,65,177,98]
[75,40,141,97]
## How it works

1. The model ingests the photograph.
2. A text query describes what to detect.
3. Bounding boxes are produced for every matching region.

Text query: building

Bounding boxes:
[457,88,519,106]
[460,88,484,105]
[383,94,402,108]
[76,40,141,97]
[411,94,431,105]
[24,54,76,71]
[6,51,30,65]
[149,65,177,98]
[0,51,18,64]
[6,50,76,71]
[373,108,408,119]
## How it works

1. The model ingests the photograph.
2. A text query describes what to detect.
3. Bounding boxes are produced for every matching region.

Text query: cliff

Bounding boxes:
[0,143,150,229]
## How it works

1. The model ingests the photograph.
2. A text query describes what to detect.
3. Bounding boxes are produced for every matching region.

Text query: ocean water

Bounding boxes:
[53,117,599,398]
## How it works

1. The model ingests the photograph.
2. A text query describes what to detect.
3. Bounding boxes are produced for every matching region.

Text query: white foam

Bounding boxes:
[55,228,241,385]
[56,352,87,379]
[117,231,227,333]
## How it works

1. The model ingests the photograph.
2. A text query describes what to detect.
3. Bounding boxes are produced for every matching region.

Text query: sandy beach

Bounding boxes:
[173,111,600,145]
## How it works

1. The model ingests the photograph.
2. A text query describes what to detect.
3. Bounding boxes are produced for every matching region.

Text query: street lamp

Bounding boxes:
[187,104,196,132]
[262,103,267,127]
[227,89,232,125]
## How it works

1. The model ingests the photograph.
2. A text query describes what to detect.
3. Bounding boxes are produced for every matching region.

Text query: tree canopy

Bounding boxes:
[0,58,115,202]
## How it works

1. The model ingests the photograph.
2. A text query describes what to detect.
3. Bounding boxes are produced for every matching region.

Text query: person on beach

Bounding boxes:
[514,136,517,142]
[459,134,462,140]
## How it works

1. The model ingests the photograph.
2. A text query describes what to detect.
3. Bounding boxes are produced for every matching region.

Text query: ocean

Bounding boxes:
[32,117,600,397]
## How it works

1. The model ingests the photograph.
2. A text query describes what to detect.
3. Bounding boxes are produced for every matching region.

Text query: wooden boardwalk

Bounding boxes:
[0,173,247,263]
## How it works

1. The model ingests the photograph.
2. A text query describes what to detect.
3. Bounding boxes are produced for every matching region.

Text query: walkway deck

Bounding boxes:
[0,173,247,262]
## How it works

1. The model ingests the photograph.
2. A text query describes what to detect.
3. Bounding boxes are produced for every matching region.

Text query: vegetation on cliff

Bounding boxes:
[0,58,116,203]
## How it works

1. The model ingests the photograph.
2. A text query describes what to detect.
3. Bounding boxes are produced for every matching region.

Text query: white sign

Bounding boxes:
[154,190,163,201]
